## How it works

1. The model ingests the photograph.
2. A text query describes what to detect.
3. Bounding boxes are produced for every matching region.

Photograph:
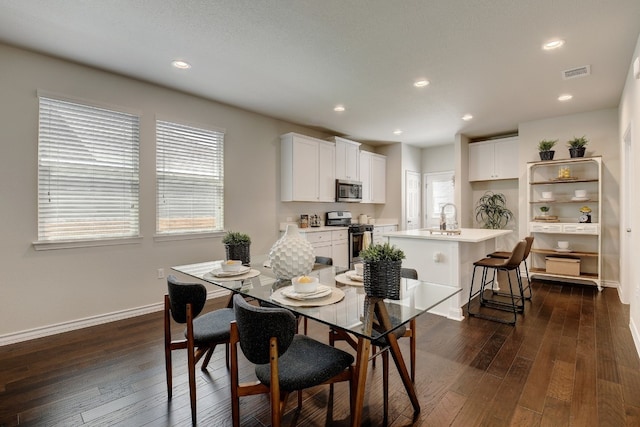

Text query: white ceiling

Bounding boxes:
[1,1,639,147]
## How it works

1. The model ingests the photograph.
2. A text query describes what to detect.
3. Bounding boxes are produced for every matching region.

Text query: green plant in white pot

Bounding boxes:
[475,192,513,229]
[360,243,405,300]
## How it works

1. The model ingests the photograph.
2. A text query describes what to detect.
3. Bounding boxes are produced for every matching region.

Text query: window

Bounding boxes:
[37,95,140,243]
[156,120,224,235]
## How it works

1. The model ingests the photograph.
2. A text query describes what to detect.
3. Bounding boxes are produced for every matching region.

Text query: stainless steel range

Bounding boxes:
[326,211,374,268]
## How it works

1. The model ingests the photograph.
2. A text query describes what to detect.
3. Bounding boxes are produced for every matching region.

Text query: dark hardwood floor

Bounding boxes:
[1,280,639,426]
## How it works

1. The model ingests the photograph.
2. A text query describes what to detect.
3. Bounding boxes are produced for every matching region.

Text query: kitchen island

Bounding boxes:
[383,228,512,320]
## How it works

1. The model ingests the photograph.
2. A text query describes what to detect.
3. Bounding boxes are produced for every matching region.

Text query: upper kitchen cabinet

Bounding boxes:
[360,151,386,203]
[468,136,519,181]
[329,136,361,181]
[281,133,335,202]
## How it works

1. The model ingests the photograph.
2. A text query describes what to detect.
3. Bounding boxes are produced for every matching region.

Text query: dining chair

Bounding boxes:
[487,235,534,299]
[164,275,235,425]
[329,267,418,423]
[467,239,528,325]
[230,294,354,427]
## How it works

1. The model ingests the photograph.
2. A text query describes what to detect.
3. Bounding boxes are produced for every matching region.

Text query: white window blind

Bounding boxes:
[38,96,140,242]
[156,120,224,234]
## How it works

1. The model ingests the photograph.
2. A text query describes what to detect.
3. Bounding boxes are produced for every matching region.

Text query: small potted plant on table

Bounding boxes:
[360,242,405,300]
[222,231,251,265]
[538,139,557,161]
[567,136,588,158]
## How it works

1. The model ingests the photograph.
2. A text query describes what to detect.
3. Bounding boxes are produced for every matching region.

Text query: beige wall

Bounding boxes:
[422,144,455,173]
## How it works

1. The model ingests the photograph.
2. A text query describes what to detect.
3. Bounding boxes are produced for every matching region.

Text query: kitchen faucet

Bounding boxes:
[440,203,458,230]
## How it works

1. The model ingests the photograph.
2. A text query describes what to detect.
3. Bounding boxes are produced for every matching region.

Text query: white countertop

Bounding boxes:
[384,228,512,243]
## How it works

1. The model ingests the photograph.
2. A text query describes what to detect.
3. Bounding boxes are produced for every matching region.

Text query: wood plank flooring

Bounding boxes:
[1,280,639,426]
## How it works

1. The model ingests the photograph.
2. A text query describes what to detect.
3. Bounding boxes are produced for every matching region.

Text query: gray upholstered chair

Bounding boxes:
[230,294,354,427]
[164,275,235,425]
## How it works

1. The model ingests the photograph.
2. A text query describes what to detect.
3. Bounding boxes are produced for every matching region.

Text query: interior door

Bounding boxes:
[623,125,634,304]
[424,171,455,229]
[405,171,421,230]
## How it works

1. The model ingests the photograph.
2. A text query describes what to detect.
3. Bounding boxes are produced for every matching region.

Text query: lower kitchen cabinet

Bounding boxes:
[373,224,397,245]
[301,228,349,267]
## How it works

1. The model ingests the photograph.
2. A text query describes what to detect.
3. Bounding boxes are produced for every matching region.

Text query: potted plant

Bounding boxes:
[475,191,514,229]
[222,231,251,265]
[538,139,557,161]
[567,135,588,158]
[360,243,405,300]
[539,206,550,217]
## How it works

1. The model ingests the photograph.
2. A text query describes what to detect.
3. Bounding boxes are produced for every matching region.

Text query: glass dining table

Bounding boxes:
[172,256,461,426]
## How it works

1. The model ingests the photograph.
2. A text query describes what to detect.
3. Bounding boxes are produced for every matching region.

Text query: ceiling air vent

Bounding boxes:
[562,65,591,80]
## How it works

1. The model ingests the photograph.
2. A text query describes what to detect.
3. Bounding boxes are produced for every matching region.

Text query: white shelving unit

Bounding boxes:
[527,156,602,290]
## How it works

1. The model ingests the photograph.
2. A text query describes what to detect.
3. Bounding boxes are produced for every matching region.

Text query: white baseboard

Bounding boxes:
[630,317,640,359]
[0,289,228,347]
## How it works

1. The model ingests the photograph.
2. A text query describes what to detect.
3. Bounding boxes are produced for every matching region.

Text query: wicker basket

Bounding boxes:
[363,260,402,300]
[225,243,251,266]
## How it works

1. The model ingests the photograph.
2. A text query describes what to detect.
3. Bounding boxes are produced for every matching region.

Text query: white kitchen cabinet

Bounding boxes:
[331,229,349,267]
[527,156,602,289]
[281,133,335,202]
[468,136,519,181]
[304,230,332,258]
[373,224,397,245]
[330,136,360,181]
[360,151,386,204]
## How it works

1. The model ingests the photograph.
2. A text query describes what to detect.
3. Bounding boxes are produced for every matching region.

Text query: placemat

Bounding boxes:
[203,269,261,282]
[270,286,345,307]
[335,272,364,287]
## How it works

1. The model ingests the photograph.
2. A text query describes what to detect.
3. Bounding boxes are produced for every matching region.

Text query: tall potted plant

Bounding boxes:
[537,139,557,161]
[222,231,251,265]
[567,135,588,158]
[475,191,514,229]
[360,243,405,300]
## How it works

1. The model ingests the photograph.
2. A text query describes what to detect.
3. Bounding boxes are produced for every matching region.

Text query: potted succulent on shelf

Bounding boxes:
[475,191,514,229]
[537,139,557,161]
[539,206,550,217]
[360,242,405,300]
[222,231,251,265]
[567,135,589,158]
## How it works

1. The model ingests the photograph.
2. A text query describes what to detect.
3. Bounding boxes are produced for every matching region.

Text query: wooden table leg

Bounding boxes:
[374,301,421,416]
[351,297,376,427]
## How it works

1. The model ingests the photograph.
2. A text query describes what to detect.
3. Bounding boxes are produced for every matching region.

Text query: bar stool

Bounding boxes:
[487,235,534,300]
[467,239,527,325]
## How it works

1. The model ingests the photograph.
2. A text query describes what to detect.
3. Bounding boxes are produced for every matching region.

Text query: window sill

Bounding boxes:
[153,231,225,242]
[33,236,143,251]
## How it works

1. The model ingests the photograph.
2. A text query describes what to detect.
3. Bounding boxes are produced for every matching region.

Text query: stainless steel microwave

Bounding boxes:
[335,179,362,202]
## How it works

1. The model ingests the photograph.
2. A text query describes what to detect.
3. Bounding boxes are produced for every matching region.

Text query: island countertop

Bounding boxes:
[382,228,512,243]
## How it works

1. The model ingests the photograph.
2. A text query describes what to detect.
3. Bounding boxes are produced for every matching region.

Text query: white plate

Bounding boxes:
[281,285,332,300]
[211,265,251,277]
[554,248,573,253]
[347,272,363,282]
[571,197,590,201]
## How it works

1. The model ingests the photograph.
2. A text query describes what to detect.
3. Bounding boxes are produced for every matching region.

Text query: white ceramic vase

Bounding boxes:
[269,224,315,280]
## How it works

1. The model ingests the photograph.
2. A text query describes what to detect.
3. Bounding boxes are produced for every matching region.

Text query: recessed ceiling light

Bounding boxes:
[393,129,403,135]
[543,39,565,50]
[413,80,430,88]
[333,105,345,112]
[558,94,573,101]
[462,114,473,121]
[171,60,191,69]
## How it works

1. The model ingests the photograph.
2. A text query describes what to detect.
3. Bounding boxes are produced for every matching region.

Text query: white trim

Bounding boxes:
[33,236,143,251]
[153,231,224,242]
[631,317,640,359]
[0,289,228,346]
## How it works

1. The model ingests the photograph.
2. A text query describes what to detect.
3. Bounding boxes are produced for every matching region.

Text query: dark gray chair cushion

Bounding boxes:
[167,275,207,323]
[189,308,234,345]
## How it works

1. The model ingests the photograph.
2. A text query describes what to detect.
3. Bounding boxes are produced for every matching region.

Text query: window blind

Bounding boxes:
[156,120,224,234]
[38,96,140,241]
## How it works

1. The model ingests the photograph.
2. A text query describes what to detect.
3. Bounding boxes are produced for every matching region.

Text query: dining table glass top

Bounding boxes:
[171,255,461,341]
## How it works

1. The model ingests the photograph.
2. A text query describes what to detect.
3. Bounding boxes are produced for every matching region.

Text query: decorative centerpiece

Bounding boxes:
[222,231,251,266]
[360,242,405,300]
[268,224,315,280]
[567,136,588,158]
[475,192,513,229]
[538,139,557,161]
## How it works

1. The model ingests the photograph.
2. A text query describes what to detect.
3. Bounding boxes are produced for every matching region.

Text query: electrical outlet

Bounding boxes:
[157,268,165,279]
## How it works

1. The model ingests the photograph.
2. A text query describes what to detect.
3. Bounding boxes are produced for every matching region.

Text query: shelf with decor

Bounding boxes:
[527,156,602,290]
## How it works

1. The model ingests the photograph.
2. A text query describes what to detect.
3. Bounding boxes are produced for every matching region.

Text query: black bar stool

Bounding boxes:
[467,239,527,325]
[487,235,534,300]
